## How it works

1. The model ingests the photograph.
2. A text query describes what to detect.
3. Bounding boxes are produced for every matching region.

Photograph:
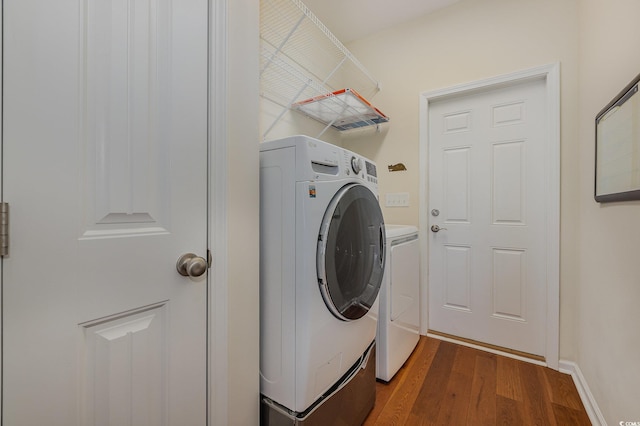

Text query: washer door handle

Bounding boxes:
[379,223,385,268]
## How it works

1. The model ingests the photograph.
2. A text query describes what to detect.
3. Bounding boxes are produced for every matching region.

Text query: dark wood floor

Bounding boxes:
[364,336,591,425]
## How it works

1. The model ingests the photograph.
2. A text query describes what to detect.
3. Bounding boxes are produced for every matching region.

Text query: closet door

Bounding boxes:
[2,0,209,424]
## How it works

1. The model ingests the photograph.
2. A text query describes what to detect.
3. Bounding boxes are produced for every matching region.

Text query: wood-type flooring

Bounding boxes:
[363,336,591,425]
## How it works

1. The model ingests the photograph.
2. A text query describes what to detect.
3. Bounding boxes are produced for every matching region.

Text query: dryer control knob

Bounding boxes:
[351,156,362,175]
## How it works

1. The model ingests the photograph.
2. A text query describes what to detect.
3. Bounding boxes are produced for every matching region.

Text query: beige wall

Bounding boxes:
[255,0,640,422]
[577,0,640,423]
[228,0,260,424]
[340,0,640,422]
[260,98,343,145]
[342,0,580,361]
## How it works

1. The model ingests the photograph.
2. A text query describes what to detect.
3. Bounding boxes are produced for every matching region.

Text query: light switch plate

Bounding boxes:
[385,192,410,207]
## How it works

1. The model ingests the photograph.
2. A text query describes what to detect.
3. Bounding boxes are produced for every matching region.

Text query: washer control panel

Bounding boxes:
[350,156,362,175]
[341,150,377,184]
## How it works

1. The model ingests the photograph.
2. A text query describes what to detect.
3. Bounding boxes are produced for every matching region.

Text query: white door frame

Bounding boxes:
[0,1,231,423]
[209,0,230,423]
[0,1,4,411]
[419,63,560,369]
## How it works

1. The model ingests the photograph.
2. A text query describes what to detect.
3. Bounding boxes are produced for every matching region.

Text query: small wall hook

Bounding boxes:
[388,163,407,172]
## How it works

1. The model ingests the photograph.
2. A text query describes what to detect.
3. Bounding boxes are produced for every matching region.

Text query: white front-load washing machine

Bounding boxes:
[375,225,420,382]
[259,135,385,425]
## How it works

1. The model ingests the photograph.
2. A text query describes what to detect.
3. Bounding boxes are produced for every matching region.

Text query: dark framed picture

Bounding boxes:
[595,72,640,203]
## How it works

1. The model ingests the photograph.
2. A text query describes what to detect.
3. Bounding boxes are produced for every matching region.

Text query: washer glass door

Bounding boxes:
[318,183,385,321]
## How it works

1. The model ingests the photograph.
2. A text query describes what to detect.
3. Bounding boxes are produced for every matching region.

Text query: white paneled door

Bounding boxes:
[2,0,208,424]
[428,77,548,357]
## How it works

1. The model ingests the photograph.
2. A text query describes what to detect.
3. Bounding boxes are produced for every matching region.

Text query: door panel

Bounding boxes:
[443,245,471,311]
[444,147,471,223]
[492,248,525,320]
[492,141,525,224]
[83,0,174,237]
[428,78,547,357]
[81,303,169,425]
[2,0,208,424]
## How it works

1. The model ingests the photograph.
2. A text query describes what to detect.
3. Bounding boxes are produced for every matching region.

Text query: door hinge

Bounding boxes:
[1,203,9,257]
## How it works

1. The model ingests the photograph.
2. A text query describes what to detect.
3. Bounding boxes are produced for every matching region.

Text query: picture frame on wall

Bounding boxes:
[595,72,640,203]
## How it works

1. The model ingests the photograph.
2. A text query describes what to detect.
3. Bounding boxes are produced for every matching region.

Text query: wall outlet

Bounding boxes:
[385,192,410,207]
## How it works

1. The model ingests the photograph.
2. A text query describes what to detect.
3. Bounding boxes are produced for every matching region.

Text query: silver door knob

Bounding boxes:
[431,225,447,233]
[176,253,208,277]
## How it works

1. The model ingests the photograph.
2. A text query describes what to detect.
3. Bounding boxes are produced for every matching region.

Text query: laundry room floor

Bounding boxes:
[364,336,590,425]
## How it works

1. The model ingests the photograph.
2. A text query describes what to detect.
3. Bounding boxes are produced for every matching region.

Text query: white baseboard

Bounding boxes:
[558,360,606,426]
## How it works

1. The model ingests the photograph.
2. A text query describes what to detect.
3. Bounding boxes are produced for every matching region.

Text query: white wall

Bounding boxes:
[577,0,640,423]
[342,0,581,362]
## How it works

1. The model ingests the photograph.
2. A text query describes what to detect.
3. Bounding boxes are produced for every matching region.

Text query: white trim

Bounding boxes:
[419,63,561,369]
[208,0,229,424]
[0,1,4,413]
[559,360,607,426]
[544,63,561,371]
[418,84,429,336]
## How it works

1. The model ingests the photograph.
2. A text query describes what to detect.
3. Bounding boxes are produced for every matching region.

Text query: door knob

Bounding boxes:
[431,225,447,233]
[176,253,208,277]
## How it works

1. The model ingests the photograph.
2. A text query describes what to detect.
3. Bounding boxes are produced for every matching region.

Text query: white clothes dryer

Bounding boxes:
[259,135,385,425]
[375,225,420,382]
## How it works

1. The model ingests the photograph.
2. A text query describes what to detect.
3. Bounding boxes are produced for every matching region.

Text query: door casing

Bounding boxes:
[419,63,560,369]
[208,0,230,423]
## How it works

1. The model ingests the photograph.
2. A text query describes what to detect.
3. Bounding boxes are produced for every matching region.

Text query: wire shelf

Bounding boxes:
[260,0,387,138]
[293,88,389,131]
